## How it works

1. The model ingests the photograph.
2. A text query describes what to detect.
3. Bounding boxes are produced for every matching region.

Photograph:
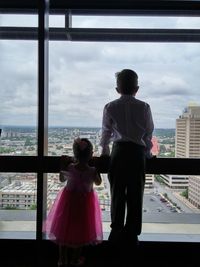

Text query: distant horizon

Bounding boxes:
[0,125,175,129]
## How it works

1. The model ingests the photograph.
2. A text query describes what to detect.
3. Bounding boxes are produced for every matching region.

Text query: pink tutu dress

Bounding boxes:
[43,164,103,247]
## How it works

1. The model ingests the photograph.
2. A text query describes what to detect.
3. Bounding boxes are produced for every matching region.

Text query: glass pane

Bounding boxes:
[49,15,65,28]
[0,14,37,27]
[43,171,200,242]
[72,16,200,29]
[142,174,200,242]
[49,42,200,159]
[0,126,37,156]
[48,40,200,241]
[0,40,38,155]
[0,173,37,239]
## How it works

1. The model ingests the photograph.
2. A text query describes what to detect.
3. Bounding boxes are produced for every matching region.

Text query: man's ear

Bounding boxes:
[116,87,120,94]
[134,86,139,94]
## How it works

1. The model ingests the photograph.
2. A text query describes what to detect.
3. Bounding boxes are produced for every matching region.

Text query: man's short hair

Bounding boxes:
[116,69,138,94]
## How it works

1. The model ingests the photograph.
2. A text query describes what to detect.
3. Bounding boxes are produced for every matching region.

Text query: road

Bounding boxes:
[152,181,197,213]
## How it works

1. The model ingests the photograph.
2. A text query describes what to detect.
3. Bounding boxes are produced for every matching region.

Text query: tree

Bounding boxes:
[30,204,37,210]
[25,137,32,146]
[181,188,188,199]
[163,193,168,199]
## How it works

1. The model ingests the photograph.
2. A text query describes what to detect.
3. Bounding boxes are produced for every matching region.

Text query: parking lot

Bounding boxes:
[143,193,179,213]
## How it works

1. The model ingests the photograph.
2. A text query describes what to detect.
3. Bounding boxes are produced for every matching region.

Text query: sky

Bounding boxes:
[0,14,200,129]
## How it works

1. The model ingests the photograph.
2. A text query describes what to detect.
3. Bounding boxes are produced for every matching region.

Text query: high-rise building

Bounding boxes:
[175,104,200,209]
[188,176,200,209]
[175,104,200,158]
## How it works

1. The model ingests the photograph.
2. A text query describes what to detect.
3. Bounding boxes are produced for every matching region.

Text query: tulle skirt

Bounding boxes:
[43,187,103,247]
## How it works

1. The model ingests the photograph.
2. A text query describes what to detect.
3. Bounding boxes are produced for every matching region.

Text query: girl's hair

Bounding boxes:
[115,69,138,94]
[73,138,93,161]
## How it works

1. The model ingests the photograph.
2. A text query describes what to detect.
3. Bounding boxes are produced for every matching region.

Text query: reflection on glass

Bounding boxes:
[0,173,37,239]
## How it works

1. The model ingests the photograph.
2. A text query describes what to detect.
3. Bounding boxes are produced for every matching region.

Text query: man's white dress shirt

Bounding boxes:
[100,95,154,158]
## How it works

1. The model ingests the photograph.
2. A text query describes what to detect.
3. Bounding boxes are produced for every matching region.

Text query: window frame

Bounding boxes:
[0,0,200,241]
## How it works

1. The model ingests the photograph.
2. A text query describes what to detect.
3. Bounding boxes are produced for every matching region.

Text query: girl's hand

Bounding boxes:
[60,155,73,171]
[59,170,68,182]
[59,155,73,182]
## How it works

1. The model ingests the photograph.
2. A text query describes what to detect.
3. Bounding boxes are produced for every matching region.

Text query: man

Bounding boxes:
[100,69,154,245]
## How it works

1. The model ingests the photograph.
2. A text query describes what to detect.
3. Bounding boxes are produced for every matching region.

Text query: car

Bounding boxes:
[157,207,163,212]
[160,198,167,202]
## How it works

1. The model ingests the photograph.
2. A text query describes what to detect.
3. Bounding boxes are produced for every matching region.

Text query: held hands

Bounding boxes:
[99,154,111,171]
[147,155,157,159]
[145,151,157,159]
[60,155,73,171]
[100,154,110,159]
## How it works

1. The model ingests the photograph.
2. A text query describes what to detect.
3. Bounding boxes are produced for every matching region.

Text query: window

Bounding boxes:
[0,3,200,242]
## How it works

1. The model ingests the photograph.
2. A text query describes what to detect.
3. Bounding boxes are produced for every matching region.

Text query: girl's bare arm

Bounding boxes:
[59,155,73,182]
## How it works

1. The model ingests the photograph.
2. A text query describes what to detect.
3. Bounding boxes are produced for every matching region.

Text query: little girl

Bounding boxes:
[43,138,103,267]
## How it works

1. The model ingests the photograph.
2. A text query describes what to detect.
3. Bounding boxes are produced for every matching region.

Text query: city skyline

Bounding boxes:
[0,125,176,129]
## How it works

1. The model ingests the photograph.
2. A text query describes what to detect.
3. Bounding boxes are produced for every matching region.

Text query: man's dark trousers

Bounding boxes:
[108,141,145,243]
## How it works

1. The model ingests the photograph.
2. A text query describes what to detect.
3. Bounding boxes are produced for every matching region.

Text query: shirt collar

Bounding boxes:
[120,95,135,99]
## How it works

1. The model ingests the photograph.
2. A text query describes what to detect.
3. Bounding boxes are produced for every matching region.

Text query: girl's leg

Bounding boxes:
[58,246,71,266]
[58,245,65,266]
[70,247,85,266]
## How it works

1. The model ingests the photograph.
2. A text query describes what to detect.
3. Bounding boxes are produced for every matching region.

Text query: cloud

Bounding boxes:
[73,15,183,29]
[150,75,190,96]
[176,17,200,29]
[1,16,200,128]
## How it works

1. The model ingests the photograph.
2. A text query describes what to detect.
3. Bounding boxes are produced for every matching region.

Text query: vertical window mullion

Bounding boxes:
[37,0,49,241]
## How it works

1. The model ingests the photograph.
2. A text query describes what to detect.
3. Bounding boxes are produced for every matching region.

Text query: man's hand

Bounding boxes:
[147,155,157,159]
[100,154,110,158]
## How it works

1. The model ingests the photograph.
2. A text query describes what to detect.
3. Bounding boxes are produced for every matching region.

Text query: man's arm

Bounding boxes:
[100,104,112,156]
[144,104,154,159]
